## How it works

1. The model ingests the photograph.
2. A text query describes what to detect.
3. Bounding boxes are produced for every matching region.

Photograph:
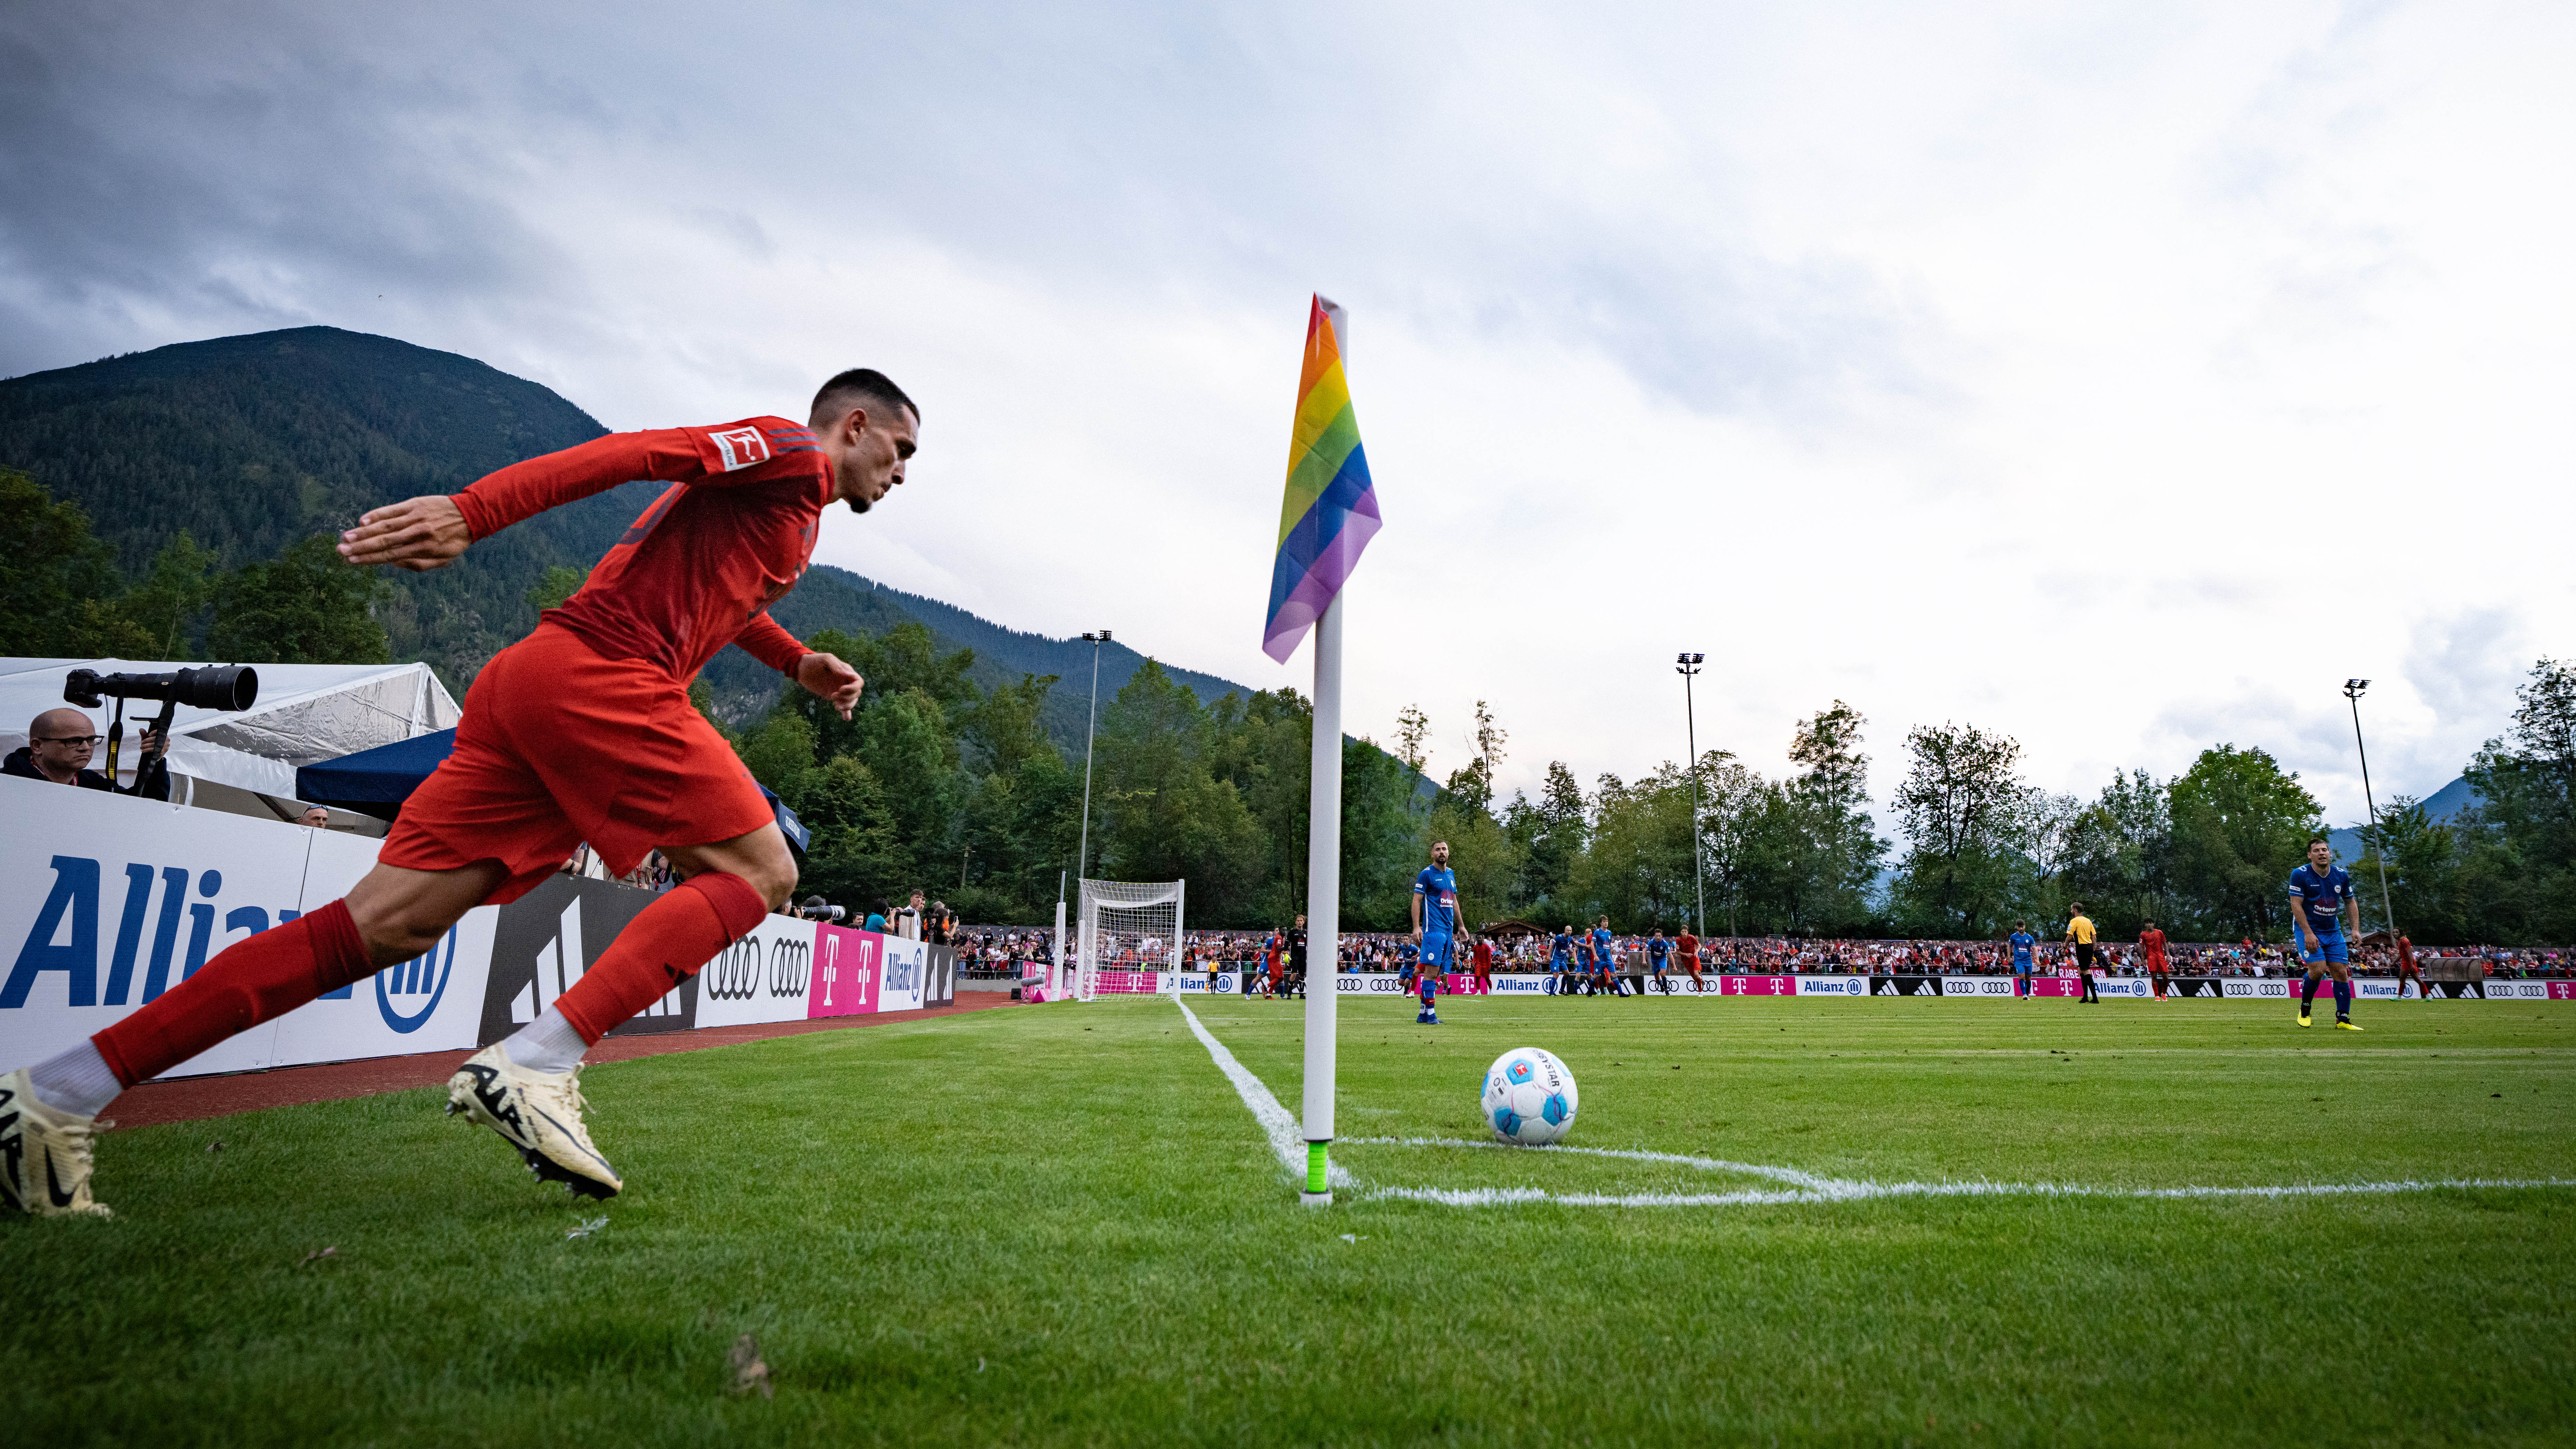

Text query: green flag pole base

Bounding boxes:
[1301,1140,1332,1207]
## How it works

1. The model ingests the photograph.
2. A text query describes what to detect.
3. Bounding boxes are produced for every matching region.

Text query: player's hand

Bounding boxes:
[1410,927,1423,944]
[797,652,864,720]
[340,496,471,572]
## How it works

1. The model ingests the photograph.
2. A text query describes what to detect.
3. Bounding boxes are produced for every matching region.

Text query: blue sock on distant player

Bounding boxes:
[2334,980,2351,1018]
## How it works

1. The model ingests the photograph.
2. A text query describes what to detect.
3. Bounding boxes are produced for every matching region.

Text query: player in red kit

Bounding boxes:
[1470,935,1494,993]
[2139,921,2170,1000]
[2393,933,2429,999]
[1676,927,1703,988]
[2,370,918,1216]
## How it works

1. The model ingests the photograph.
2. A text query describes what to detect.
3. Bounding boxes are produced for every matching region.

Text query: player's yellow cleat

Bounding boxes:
[2297,1012,2312,1027]
[2337,1020,2363,1031]
[445,1043,622,1199]
[0,1067,111,1218]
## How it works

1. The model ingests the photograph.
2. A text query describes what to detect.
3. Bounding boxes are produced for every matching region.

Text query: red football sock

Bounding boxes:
[553,872,766,1044]
[92,899,372,1087]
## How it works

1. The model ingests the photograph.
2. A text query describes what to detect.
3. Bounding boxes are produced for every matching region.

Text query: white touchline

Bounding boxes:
[1178,1003,2576,1210]
[1175,998,1355,1190]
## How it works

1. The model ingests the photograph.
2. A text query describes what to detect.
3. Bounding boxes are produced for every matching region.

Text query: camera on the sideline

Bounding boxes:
[64,665,259,712]
[798,896,847,922]
[62,665,260,797]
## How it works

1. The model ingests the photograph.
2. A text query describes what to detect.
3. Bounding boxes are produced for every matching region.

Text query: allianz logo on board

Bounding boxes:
[5,855,455,1033]
[884,945,919,995]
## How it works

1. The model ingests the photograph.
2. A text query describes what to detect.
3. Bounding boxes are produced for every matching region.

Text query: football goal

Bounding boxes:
[1074,878,1186,1002]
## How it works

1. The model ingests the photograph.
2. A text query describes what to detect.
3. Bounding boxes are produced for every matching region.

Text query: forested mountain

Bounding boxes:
[0,327,651,686]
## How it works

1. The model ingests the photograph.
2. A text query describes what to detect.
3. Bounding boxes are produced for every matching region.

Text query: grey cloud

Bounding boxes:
[0,0,1946,428]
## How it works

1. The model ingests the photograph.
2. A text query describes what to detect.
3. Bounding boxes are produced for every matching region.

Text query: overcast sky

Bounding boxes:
[4,1,2570,831]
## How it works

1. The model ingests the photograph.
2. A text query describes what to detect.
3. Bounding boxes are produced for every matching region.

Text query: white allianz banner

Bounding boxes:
[0,776,492,1077]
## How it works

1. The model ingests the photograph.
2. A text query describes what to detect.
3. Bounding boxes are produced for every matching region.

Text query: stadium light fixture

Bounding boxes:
[1676,653,1707,940]
[1076,631,1113,891]
[2342,679,2399,945]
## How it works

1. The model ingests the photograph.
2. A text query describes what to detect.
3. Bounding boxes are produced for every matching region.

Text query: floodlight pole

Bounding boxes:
[1076,630,1111,885]
[1678,653,1707,940]
[2344,679,2399,944]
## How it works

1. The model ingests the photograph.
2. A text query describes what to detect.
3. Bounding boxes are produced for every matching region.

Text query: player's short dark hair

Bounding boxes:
[810,368,919,427]
[2310,835,2330,846]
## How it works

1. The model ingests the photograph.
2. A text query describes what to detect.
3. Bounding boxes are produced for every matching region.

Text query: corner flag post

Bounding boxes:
[1302,588,1343,1205]
[1265,294,1379,1207]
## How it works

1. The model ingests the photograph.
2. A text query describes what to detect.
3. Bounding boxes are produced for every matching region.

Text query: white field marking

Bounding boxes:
[1336,1136,2576,1209]
[1338,1136,1850,1193]
[1179,1006,2576,1210]
[1174,999,1354,1190]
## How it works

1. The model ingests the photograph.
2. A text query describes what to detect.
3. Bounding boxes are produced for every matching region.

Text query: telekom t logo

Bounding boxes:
[819,934,839,1006]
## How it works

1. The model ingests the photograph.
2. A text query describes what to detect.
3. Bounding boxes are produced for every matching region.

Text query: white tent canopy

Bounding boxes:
[1,657,460,798]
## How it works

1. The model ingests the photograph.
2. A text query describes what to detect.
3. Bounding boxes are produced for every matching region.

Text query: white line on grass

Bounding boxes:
[1177,1003,2576,1210]
[1337,1135,2576,1208]
[1174,998,1354,1190]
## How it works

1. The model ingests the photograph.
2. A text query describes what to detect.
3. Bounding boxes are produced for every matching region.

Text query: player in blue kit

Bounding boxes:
[1410,840,1461,1024]
[2007,922,2037,998]
[1549,925,1577,996]
[2289,837,2365,1030]
[1647,929,1671,993]
[1589,918,1624,998]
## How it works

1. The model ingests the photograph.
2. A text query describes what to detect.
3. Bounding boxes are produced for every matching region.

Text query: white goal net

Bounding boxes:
[1075,878,1186,1002]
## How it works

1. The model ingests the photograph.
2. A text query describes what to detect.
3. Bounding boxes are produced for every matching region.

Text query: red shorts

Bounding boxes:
[380,624,773,904]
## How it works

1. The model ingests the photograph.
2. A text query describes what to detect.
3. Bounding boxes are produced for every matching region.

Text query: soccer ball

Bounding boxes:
[1481,1047,1579,1146]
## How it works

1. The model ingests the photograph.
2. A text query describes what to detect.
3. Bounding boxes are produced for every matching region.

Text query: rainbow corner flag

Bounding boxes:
[1263,296,1382,663]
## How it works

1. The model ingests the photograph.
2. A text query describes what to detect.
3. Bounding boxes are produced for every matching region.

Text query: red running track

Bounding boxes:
[107,994,1022,1130]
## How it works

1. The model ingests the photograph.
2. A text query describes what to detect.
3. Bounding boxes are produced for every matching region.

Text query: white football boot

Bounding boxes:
[445,1043,622,1199]
[0,1068,112,1218]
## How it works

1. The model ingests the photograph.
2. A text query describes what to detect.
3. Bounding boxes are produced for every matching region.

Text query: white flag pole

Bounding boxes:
[1300,297,1350,1207]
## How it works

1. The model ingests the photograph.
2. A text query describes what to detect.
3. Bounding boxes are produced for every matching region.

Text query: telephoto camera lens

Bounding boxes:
[63,665,259,712]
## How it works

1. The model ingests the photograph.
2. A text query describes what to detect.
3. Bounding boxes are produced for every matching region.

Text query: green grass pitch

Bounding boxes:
[7,994,2574,1445]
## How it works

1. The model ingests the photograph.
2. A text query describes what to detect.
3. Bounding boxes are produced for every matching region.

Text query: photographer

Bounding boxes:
[4,707,170,799]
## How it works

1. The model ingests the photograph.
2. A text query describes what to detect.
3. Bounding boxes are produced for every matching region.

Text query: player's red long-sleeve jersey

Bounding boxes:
[453,417,829,681]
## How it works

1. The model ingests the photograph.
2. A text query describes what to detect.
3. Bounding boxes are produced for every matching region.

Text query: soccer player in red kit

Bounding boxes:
[2393,933,2429,999]
[1676,927,1702,989]
[1470,935,1494,993]
[2139,921,2170,1000]
[2,371,917,1216]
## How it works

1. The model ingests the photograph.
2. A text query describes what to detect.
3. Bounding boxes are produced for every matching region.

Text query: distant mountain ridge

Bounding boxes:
[2327,775,2483,865]
[0,325,1263,749]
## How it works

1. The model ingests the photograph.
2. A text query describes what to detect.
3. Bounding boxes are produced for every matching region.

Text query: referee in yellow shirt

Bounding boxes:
[2065,903,2102,1004]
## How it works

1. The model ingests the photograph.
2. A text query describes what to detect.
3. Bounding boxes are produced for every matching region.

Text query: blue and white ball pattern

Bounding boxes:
[1481,1047,1578,1145]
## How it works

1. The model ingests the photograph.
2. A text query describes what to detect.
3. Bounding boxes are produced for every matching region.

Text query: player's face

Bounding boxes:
[2307,840,2333,870]
[827,404,919,514]
[1430,843,1448,866]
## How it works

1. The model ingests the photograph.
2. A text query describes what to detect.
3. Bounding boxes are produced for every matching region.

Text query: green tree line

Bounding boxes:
[2,469,390,665]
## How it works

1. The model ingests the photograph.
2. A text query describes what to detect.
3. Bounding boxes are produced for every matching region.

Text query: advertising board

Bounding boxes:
[0,777,491,1076]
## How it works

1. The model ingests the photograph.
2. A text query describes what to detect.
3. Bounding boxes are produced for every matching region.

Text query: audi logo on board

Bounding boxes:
[701,935,812,1001]
[704,938,764,1001]
[771,938,810,998]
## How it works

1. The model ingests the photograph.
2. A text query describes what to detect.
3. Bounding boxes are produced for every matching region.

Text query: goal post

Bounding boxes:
[1074,878,1186,1001]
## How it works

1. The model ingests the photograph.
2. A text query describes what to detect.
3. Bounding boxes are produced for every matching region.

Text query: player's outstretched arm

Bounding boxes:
[338,496,471,572]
